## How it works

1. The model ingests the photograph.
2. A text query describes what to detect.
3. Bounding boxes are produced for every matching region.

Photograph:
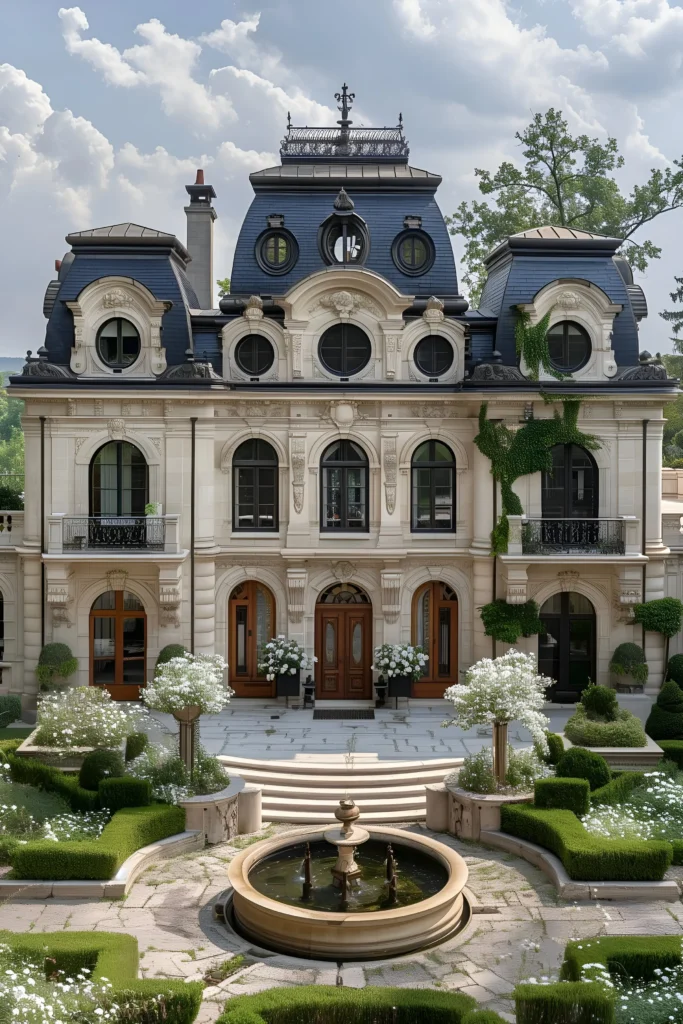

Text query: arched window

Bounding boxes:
[546,321,591,373]
[413,581,458,694]
[235,335,275,376]
[90,441,148,517]
[96,318,141,369]
[414,336,454,377]
[90,590,146,699]
[542,445,598,519]
[321,440,369,532]
[411,441,456,531]
[229,581,275,696]
[539,592,595,703]
[233,440,278,531]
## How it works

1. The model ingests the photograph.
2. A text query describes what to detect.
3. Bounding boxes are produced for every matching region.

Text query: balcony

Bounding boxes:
[507,515,641,557]
[0,512,23,548]
[47,514,181,555]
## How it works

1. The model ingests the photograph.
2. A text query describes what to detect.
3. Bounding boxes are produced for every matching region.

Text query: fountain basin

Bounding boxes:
[227,826,469,960]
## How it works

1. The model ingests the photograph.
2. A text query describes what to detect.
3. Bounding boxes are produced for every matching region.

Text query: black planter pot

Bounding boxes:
[276,669,301,697]
[387,674,412,698]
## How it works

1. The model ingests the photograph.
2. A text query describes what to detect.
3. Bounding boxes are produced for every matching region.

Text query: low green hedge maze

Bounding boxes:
[12,803,185,880]
[0,930,202,1024]
[500,804,672,880]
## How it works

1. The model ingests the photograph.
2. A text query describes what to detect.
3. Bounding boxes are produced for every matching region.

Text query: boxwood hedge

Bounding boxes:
[590,771,643,806]
[218,987,478,1024]
[500,804,672,880]
[515,982,613,1024]
[560,935,683,982]
[534,777,590,815]
[0,931,202,1024]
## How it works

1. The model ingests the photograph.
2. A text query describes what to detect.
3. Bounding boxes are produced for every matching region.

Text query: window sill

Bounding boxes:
[230,532,280,539]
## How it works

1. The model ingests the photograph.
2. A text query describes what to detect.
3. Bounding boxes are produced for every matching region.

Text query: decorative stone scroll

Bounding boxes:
[243,295,264,322]
[383,436,397,514]
[159,567,182,628]
[286,568,308,623]
[290,436,306,514]
[46,572,74,627]
[107,570,128,592]
[102,288,134,309]
[284,331,303,378]
[107,418,126,440]
[333,561,356,582]
[381,570,401,624]
[312,290,382,319]
[384,332,402,379]
[422,296,445,323]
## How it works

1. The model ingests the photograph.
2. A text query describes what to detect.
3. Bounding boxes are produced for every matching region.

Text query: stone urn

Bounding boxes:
[173,704,201,770]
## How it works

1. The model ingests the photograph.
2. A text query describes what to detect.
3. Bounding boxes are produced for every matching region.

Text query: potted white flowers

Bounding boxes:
[143,653,232,770]
[372,644,428,698]
[259,636,314,698]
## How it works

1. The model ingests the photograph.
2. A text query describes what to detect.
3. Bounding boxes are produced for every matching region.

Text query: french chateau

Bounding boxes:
[4,87,681,712]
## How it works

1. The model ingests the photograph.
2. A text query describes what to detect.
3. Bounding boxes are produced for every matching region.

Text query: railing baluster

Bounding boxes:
[521,518,625,556]
[61,516,166,551]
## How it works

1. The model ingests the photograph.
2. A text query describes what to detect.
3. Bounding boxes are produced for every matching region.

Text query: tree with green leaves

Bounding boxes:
[216,277,230,298]
[447,109,683,303]
[661,277,683,352]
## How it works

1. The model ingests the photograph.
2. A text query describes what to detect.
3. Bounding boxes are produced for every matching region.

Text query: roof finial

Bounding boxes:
[334,83,355,128]
[398,112,403,128]
[287,111,291,130]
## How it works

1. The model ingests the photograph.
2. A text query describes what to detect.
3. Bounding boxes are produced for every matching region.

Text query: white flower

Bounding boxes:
[143,654,232,715]
[372,644,429,681]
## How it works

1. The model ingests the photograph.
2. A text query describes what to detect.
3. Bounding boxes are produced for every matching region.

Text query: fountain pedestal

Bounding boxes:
[323,797,370,888]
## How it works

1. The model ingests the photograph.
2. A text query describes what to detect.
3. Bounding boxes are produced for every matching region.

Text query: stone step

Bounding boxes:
[263,794,426,814]
[263,807,422,824]
[261,781,432,800]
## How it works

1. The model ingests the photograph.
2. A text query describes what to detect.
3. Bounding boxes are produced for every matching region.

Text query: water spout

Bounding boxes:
[302,842,313,901]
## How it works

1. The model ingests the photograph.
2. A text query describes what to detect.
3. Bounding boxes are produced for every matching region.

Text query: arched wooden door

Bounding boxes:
[228,581,276,698]
[412,581,458,697]
[315,583,372,700]
[90,590,146,700]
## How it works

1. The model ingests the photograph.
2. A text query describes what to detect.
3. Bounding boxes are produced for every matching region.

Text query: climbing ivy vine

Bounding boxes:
[474,398,601,555]
[515,308,567,381]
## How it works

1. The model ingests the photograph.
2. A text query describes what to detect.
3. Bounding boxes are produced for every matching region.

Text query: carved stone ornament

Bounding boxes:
[159,576,182,628]
[313,290,382,319]
[333,561,356,582]
[556,290,581,310]
[20,348,74,379]
[381,570,401,624]
[506,583,528,606]
[469,362,526,382]
[329,401,356,430]
[286,568,308,623]
[290,437,306,514]
[161,350,221,380]
[615,364,668,381]
[46,578,73,627]
[333,188,355,211]
[422,296,445,323]
[243,295,264,321]
[107,418,126,440]
[383,436,397,515]
[102,288,134,309]
[557,570,580,592]
[107,570,128,592]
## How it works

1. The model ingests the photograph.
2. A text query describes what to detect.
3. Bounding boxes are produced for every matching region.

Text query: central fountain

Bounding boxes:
[226,798,469,960]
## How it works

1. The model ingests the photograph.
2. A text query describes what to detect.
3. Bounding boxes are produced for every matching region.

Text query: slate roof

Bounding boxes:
[66,223,190,260]
[249,164,442,189]
[510,225,622,241]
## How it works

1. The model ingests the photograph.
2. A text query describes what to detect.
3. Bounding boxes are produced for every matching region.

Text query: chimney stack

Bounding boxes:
[184,168,217,309]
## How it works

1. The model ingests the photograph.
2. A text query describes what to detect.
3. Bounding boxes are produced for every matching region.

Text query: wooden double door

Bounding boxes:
[315,597,372,700]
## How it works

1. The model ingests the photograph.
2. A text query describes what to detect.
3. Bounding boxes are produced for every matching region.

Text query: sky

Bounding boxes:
[1,0,683,358]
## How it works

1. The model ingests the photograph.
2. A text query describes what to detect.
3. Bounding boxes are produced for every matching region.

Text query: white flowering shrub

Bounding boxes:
[443,649,551,747]
[127,743,228,802]
[372,644,428,681]
[449,745,550,795]
[35,687,142,748]
[143,654,232,714]
[579,953,683,1022]
[582,768,683,843]
[258,637,314,681]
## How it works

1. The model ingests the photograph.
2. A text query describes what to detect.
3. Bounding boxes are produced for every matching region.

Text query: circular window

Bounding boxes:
[255,230,298,275]
[319,215,369,266]
[318,323,371,376]
[546,321,591,372]
[235,335,275,376]
[392,230,435,276]
[414,335,453,377]
[96,318,141,369]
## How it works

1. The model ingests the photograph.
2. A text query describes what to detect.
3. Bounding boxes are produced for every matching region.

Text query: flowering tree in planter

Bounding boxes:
[143,654,232,770]
[259,637,314,696]
[443,650,551,785]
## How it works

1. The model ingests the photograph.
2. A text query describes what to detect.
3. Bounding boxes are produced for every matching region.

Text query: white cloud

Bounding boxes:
[393,0,436,39]
[0,64,53,136]
[58,7,143,87]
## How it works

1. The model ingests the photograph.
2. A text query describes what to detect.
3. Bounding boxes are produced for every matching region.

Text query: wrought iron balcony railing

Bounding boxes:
[521,518,625,556]
[62,516,165,552]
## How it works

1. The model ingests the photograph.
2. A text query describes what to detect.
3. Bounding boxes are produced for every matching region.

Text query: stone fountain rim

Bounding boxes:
[227,825,468,924]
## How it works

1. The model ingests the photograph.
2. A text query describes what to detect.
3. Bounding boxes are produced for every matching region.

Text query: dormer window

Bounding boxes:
[256,229,298,275]
[547,321,591,373]
[96,318,141,369]
[392,230,434,276]
[319,191,369,266]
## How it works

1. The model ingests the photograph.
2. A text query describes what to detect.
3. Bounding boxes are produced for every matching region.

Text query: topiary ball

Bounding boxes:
[667,655,683,688]
[657,680,683,713]
[581,684,618,721]
[155,644,188,675]
[555,746,611,791]
[645,680,683,740]
[78,747,125,792]
[125,731,149,763]
[609,642,648,684]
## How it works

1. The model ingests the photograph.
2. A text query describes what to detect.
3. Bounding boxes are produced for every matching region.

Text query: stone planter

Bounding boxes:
[388,674,412,698]
[558,732,663,769]
[276,669,300,697]
[178,778,246,844]
[15,729,126,771]
[447,785,533,842]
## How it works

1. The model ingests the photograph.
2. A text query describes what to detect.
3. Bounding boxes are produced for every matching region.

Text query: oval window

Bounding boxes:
[392,230,435,275]
[318,323,371,376]
[96,318,141,369]
[235,335,275,376]
[414,336,453,376]
[255,230,298,275]
[546,321,591,373]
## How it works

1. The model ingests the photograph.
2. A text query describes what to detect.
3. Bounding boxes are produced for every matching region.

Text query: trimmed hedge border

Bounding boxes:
[590,771,643,806]
[658,739,683,768]
[218,987,479,1024]
[0,930,202,1024]
[500,804,672,881]
[534,778,590,815]
[515,982,613,1024]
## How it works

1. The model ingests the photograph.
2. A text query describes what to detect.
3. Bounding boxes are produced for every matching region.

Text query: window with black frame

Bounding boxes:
[233,439,278,531]
[88,441,149,549]
[546,321,591,373]
[318,323,371,377]
[411,441,456,531]
[321,440,368,532]
[96,318,141,369]
[540,443,598,551]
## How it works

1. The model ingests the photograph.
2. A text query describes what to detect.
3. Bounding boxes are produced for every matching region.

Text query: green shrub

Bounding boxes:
[155,645,188,674]
[545,732,565,766]
[0,931,202,1024]
[480,600,542,644]
[534,777,590,815]
[658,739,683,769]
[500,803,672,880]
[555,747,611,790]
[8,753,100,812]
[125,731,149,762]
[0,487,24,510]
[581,684,618,721]
[0,695,21,728]
[456,746,545,795]
[515,982,614,1024]
[217,987,478,1024]
[79,748,126,791]
[36,642,78,689]
[561,935,683,982]
[609,643,648,684]
[590,771,643,806]
[12,803,185,880]
[634,597,683,638]
[457,748,496,794]
[0,779,69,821]
[667,654,683,687]
[461,1013,508,1024]
[99,776,151,811]
[564,705,646,747]
[645,679,683,739]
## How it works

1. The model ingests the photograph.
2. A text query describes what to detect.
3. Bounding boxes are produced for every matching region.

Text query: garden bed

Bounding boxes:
[558,732,663,769]
[15,728,126,770]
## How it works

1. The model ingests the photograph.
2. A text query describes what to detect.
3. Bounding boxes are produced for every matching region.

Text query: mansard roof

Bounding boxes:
[66,223,190,260]
[249,163,442,191]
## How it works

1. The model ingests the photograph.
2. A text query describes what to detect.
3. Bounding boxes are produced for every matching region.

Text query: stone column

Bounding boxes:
[194,558,216,655]
[471,436,494,662]
[21,556,42,715]
[644,558,667,691]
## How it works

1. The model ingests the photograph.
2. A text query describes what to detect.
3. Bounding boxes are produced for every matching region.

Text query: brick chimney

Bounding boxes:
[184,169,217,309]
